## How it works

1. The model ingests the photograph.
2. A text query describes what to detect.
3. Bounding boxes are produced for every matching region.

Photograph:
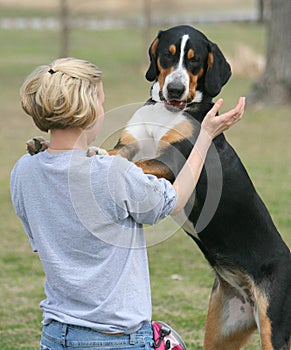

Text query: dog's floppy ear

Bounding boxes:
[145,36,160,82]
[204,42,231,97]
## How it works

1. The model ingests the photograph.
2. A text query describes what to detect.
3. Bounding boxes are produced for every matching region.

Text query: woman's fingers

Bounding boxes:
[221,97,245,125]
[201,97,245,139]
[207,98,224,117]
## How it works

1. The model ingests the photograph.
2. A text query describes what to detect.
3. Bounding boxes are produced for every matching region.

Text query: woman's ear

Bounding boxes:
[204,42,232,97]
[145,36,160,82]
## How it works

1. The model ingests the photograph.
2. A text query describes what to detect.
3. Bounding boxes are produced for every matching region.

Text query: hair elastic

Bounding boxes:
[48,68,56,75]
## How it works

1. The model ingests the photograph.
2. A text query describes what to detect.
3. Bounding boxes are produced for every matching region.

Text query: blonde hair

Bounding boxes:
[20,57,102,132]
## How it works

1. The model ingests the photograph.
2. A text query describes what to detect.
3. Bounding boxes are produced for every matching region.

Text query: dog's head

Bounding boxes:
[146,25,231,110]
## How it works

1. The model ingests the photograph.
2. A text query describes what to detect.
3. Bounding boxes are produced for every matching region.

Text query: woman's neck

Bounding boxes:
[48,128,88,152]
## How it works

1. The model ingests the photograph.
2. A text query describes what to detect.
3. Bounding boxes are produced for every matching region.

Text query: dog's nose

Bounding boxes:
[167,82,185,99]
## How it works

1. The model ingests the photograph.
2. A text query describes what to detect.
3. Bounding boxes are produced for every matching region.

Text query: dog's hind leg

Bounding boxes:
[253,291,274,350]
[254,261,291,350]
[204,276,257,350]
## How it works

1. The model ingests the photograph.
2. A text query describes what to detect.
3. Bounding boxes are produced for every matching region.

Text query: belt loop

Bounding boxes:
[129,332,136,345]
[61,323,68,346]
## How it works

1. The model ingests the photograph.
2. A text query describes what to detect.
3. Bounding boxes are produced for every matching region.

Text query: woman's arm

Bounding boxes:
[172,97,245,215]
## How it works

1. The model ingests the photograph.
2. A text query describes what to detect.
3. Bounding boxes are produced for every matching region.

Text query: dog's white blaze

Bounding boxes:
[125,103,187,161]
[178,34,189,69]
[163,34,190,101]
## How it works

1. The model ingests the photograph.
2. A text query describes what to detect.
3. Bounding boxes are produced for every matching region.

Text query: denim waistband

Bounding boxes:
[51,320,152,334]
[41,320,154,348]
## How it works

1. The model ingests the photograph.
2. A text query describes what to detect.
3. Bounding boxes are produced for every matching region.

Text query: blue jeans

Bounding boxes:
[40,321,154,350]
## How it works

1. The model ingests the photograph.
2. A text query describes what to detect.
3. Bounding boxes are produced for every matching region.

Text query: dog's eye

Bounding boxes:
[189,56,200,64]
[161,51,175,65]
[164,51,174,59]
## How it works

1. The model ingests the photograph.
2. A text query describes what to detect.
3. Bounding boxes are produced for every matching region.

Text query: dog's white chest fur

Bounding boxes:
[125,103,187,161]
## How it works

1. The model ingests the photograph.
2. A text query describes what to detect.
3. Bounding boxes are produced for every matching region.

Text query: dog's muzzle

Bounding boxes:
[159,90,187,110]
[161,69,190,110]
[167,81,186,100]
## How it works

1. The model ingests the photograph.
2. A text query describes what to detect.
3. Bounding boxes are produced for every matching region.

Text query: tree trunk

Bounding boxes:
[257,0,264,23]
[247,0,291,108]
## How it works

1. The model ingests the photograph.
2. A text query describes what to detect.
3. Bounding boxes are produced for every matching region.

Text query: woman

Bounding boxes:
[10,57,244,349]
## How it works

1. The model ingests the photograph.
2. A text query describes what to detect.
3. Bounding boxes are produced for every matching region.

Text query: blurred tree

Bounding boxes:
[247,0,291,108]
[60,0,69,57]
[257,0,265,22]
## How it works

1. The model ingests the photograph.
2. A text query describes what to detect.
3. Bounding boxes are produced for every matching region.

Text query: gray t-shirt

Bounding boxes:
[10,150,177,334]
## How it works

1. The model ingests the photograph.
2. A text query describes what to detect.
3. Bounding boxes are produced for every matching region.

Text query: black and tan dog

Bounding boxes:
[108,25,291,350]
[28,25,291,350]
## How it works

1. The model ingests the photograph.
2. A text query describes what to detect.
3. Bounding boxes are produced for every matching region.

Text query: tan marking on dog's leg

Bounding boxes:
[108,131,139,160]
[204,278,256,350]
[157,120,194,152]
[253,288,274,350]
[108,149,122,156]
[119,130,139,146]
[134,159,174,181]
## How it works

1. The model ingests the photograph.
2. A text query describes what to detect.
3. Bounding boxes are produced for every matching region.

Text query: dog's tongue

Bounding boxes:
[165,100,186,109]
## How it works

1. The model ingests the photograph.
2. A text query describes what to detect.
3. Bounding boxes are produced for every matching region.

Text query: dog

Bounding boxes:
[106,25,291,350]
[27,25,291,350]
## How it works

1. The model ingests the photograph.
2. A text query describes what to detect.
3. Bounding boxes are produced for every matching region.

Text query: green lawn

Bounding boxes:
[0,23,290,349]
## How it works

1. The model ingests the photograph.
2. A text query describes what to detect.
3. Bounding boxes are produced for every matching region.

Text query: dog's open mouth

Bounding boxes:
[164,100,187,110]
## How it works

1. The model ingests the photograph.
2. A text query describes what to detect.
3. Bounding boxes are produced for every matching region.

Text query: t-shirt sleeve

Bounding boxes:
[106,156,177,225]
[10,157,38,252]
[126,173,177,225]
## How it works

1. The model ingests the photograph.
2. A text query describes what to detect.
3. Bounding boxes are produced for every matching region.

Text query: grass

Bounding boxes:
[0,22,290,349]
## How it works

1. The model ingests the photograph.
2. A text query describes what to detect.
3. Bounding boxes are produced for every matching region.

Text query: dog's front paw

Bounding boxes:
[26,137,49,155]
[87,146,109,157]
